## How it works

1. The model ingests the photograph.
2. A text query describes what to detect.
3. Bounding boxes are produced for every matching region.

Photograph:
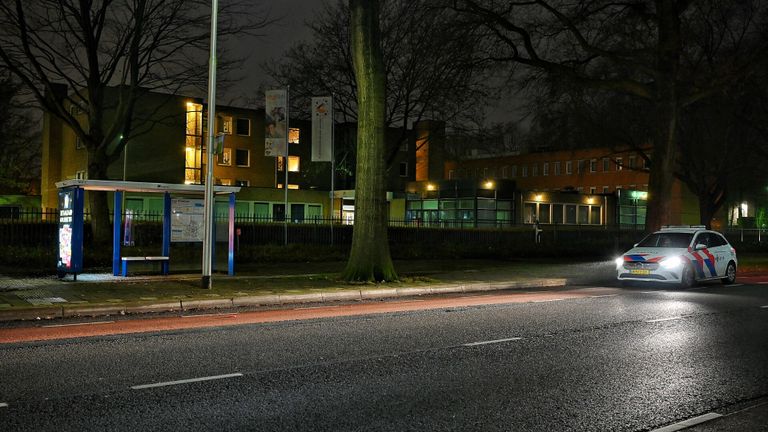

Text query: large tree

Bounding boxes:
[342,0,397,282]
[0,0,269,243]
[266,0,489,167]
[454,0,768,231]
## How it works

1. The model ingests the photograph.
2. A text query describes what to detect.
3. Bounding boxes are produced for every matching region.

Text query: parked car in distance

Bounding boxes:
[616,225,737,288]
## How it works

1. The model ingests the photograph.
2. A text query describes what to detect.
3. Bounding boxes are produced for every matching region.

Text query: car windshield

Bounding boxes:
[636,232,693,248]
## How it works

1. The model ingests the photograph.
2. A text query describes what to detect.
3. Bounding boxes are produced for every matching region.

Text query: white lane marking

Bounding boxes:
[727,284,743,287]
[645,316,684,323]
[761,305,768,309]
[180,313,238,318]
[131,373,243,390]
[531,298,564,303]
[649,412,722,432]
[463,337,523,347]
[589,294,618,298]
[43,321,115,328]
[0,402,8,408]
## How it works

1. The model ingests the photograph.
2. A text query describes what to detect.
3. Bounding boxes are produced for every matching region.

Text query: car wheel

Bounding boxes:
[679,264,696,288]
[721,261,736,285]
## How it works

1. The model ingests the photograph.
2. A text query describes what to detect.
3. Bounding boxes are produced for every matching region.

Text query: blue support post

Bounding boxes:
[112,191,123,276]
[228,192,235,275]
[162,192,171,275]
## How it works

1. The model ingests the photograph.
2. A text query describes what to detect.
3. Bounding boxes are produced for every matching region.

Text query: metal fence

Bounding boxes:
[1,209,765,249]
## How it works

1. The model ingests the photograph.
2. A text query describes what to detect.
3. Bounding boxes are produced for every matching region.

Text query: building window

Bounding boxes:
[236,118,250,136]
[602,157,610,171]
[399,161,408,177]
[483,167,489,177]
[276,183,300,189]
[184,102,203,184]
[615,157,623,170]
[590,159,597,173]
[590,186,596,194]
[448,169,455,180]
[532,164,538,176]
[643,158,650,169]
[577,186,584,193]
[522,166,528,177]
[235,179,249,187]
[628,155,636,169]
[602,186,609,193]
[577,160,585,174]
[75,136,85,150]
[288,155,300,172]
[543,162,549,176]
[553,161,560,175]
[219,178,234,186]
[501,166,508,178]
[218,148,232,166]
[566,161,573,175]
[289,128,300,144]
[511,165,517,178]
[219,116,233,134]
[235,149,250,167]
[75,170,87,180]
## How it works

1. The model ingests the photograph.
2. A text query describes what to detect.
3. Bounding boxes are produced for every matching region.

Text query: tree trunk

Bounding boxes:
[87,147,112,246]
[342,0,397,282]
[644,0,681,233]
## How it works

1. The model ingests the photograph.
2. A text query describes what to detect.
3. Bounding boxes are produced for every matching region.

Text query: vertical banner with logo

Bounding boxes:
[57,187,84,275]
[311,96,333,162]
[265,89,288,157]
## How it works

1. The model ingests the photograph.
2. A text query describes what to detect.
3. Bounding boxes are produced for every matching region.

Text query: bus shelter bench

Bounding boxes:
[121,256,169,277]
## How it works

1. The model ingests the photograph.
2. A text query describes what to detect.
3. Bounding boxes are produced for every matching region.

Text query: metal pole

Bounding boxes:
[284,86,289,246]
[330,95,335,246]
[201,0,218,289]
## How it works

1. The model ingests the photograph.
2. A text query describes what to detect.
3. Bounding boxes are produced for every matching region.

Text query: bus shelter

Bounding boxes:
[55,179,240,279]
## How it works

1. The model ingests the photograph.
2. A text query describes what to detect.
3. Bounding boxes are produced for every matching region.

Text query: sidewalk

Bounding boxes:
[0,259,617,322]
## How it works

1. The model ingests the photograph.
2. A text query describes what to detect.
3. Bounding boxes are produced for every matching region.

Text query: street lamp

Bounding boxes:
[202,0,218,289]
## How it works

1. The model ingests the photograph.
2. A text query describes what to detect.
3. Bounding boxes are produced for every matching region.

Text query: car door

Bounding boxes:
[709,233,730,276]
[692,232,717,278]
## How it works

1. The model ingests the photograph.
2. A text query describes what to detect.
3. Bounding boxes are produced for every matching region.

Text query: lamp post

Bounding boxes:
[202,0,218,289]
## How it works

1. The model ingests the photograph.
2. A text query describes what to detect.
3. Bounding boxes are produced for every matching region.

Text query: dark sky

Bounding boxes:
[222,0,320,105]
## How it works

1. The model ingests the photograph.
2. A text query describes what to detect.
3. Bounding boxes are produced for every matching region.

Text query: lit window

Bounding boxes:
[288,155,300,172]
[220,116,233,134]
[288,128,300,144]
[277,183,300,189]
[235,149,250,167]
[219,178,234,186]
[616,157,623,170]
[235,179,249,187]
[75,170,87,180]
[236,118,250,136]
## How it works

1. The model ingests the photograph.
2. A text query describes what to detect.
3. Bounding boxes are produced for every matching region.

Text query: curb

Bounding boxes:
[0,278,567,322]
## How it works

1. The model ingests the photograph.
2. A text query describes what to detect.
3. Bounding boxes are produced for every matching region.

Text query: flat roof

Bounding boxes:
[55,179,241,195]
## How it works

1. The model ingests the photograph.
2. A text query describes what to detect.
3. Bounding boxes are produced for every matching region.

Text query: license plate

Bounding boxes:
[630,269,651,275]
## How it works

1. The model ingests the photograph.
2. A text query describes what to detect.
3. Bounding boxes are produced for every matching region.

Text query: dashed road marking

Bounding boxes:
[589,294,618,298]
[649,412,722,432]
[131,373,243,390]
[0,402,8,408]
[532,298,564,303]
[761,305,768,309]
[43,321,115,328]
[463,337,523,347]
[645,316,684,323]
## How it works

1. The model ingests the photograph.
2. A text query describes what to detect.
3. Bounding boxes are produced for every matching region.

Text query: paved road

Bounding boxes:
[0,282,766,431]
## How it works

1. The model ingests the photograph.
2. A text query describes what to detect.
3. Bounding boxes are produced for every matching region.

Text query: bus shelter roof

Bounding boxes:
[55,179,241,195]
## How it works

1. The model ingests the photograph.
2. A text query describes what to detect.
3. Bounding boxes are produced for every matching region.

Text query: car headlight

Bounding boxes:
[660,256,682,269]
[615,257,624,268]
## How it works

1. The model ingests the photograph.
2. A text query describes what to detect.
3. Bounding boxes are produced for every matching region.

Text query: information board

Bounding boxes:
[171,198,205,242]
[57,187,84,274]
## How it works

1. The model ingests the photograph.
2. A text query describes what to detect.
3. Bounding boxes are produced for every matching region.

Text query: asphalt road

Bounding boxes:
[1,281,767,431]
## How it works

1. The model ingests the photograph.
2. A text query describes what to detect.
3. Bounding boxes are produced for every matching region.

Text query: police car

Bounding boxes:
[616,226,737,288]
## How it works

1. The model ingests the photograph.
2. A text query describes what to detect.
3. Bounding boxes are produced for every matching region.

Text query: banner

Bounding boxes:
[171,198,204,242]
[265,89,287,157]
[311,96,333,161]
